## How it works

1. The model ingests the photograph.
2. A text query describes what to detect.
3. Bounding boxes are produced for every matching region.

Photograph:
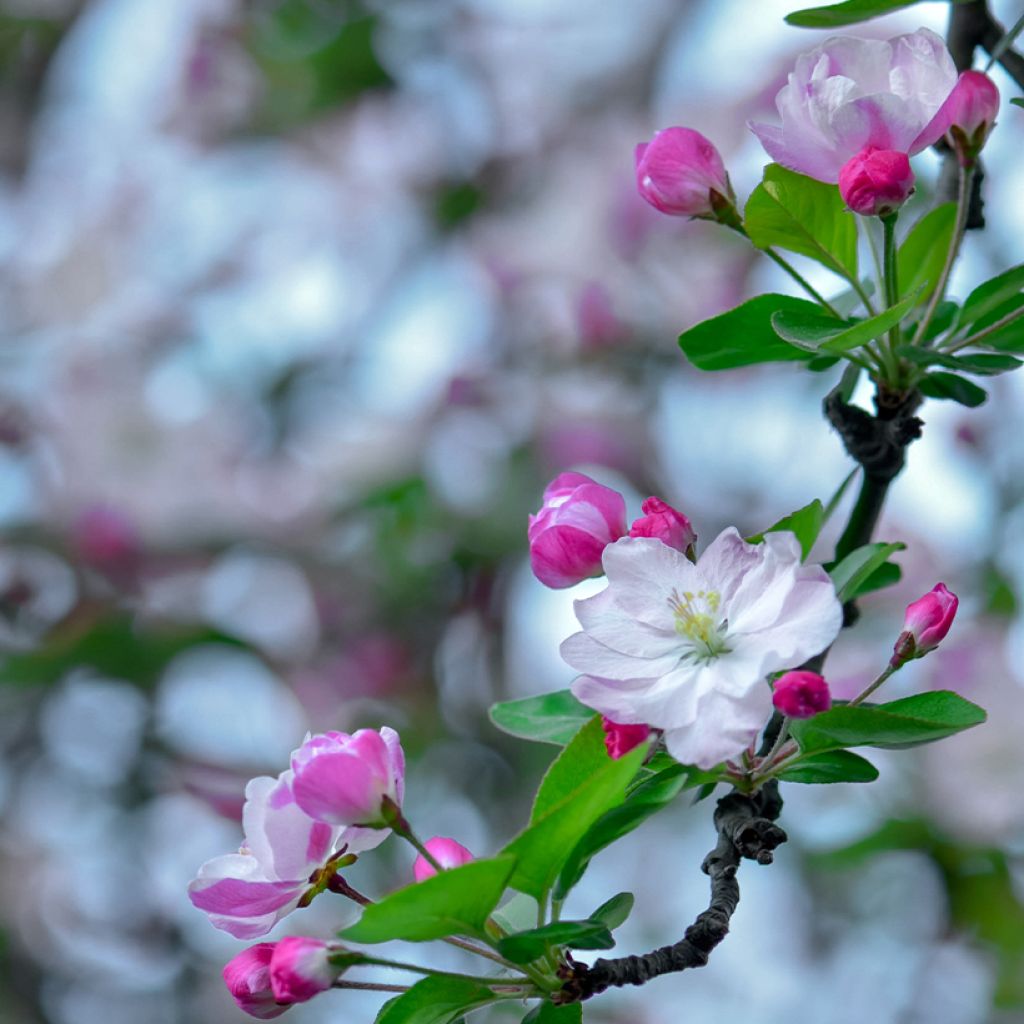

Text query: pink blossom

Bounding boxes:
[528,472,628,588]
[576,281,622,350]
[750,29,957,183]
[838,147,915,216]
[413,837,474,882]
[291,727,405,828]
[635,127,735,219]
[772,670,832,719]
[934,70,1000,165]
[269,937,341,1004]
[892,583,958,666]
[188,768,388,938]
[601,717,650,759]
[222,943,291,1019]
[629,497,696,555]
[72,504,139,564]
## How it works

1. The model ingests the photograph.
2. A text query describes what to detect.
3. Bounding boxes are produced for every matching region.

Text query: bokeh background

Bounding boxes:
[1,0,1023,1021]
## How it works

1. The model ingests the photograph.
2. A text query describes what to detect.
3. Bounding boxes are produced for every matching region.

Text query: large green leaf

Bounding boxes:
[771,290,920,354]
[497,919,614,964]
[777,749,879,784]
[960,264,1024,327]
[791,691,986,753]
[490,690,594,747]
[502,740,647,901]
[745,164,857,279]
[965,295,1024,352]
[828,542,905,602]
[678,294,820,370]
[897,203,957,302]
[917,372,988,407]
[897,347,1022,376]
[375,976,496,1024]
[785,0,929,28]
[341,856,516,943]
[532,716,615,822]
[747,499,824,560]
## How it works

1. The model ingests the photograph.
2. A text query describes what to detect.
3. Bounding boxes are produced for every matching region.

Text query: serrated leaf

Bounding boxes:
[897,204,957,302]
[374,976,496,1024]
[828,542,905,602]
[785,0,926,28]
[589,892,635,930]
[960,264,1024,327]
[791,690,987,753]
[489,691,594,746]
[678,294,820,370]
[772,289,921,354]
[917,372,988,407]
[497,920,614,964]
[777,749,879,784]
[745,164,857,279]
[342,856,516,944]
[747,499,824,560]
[897,347,1022,376]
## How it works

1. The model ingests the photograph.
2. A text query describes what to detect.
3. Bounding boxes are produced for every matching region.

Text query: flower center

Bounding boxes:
[668,588,730,661]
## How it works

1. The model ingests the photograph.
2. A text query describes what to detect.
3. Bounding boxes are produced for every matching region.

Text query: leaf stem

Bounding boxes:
[879,212,902,381]
[849,665,897,706]
[764,247,843,317]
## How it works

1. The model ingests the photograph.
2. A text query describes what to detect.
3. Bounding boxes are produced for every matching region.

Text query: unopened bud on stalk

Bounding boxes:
[890,583,958,668]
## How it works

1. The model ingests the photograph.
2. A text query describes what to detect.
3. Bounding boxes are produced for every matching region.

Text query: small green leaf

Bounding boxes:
[522,1003,583,1024]
[772,290,921,354]
[852,559,901,597]
[1011,97,1024,109]
[678,294,820,370]
[917,372,988,407]
[828,542,905,602]
[960,264,1024,327]
[785,0,926,28]
[497,920,614,964]
[489,690,594,746]
[897,204,957,302]
[375,976,496,1024]
[589,892,635,930]
[897,347,1022,376]
[965,295,1024,352]
[791,690,987,753]
[747,499,824,560]
[745,163,858,279]
[777,749,879,784]
[822,468,858,523]
[342,856,516,944]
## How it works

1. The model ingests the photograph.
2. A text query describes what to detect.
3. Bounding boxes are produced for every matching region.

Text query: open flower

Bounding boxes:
[750,28,957,183]
[561,529,842,768]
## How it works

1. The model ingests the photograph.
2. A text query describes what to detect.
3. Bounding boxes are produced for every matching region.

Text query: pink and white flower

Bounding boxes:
[750,29,957,183]
[561,529,842,768]
[413,836,474,882]
[269,937,342,1004]
[222,943,292,1019]
[635,127,734,219]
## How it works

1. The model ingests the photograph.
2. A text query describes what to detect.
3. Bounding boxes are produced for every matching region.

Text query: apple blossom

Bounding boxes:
[528,472,628,588]
[291,727,405,828]
[891,583,958,667]
[772,670,832,719]
[838,147,915,217]
[223,943,292,1019]
[601,717,651,759]
[635,127,736,221]
[413,836,474,881]
[934,69,1000,166]
[629,496,696,555]
[270,937,342,1004]
[749,28,957,183]
[562,529,842,768]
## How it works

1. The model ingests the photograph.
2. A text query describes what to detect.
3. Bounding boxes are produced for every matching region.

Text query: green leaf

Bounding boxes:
[747,499,824,560]
[1011,97,1024,109]
[791,690,987,753]
[375,976,496,1024]
[785,0,927,28]
[502,740,647,901]
[589,891,635,930]
[489,691,594,746]
[828,542,905,602]
[897,347,1022,376]
[960,264,1024,327]
[772,290,921,354]
[897,204,957,302]
[965,295,1024,352]
[522,1003,583,1024]
[678,294,820,370]
[532,716,617,822]
[497,920,614,964]
[745,163,857,279]
[777,749,879,784]
[852,559,901,597]
[554,763,695,900]
[917,372,988,407]
[342,856,516,943]
[491,893,539,936]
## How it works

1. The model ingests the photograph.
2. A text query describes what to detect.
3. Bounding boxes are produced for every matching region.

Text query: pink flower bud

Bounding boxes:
[291,727,405,828]
[838,147,915,217]
[772,671,832,719]
[413,836,474,882]
[222,943,291,1019]
[891,583,958,666]
[601,717,650,759]
[635,127,736,221]
[936,70,1000,166]
[629,497,696,555]
[528,472,627,588]
[269,937,341,1004]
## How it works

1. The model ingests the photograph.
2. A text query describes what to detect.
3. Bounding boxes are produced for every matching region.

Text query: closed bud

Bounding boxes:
[629,497,696,557]
[601,717,650,759]
[838,147,915,217]
[413,837,474,882]
[939,70,1000,167]
[891,583,958,667]
[772,670,831,719]
[270,937,344,1005]
[223,943,292,1019]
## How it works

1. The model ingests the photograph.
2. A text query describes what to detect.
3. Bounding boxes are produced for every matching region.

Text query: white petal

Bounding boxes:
[572,663,706,729]
[663,685,773,769]
[723,531,803,636]
[574,588,682,659]
[560,630,682,681]
[696,528,764,609]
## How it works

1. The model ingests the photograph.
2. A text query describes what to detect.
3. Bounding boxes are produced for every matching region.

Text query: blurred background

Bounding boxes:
[0,0,1023,1021]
